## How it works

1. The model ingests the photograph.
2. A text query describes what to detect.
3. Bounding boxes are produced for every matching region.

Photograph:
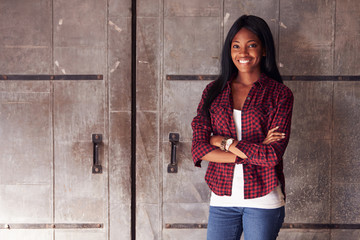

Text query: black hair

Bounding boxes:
[202,15,282,114]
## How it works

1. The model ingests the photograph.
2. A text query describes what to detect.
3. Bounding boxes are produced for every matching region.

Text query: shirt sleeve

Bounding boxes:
[191,84,218,167]
[235,87,294,167]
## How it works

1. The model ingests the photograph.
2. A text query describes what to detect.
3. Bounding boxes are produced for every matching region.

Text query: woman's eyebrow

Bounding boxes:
[232,39,257,43]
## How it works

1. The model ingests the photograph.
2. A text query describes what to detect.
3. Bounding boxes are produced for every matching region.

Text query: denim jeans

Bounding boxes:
[207,206,285,240]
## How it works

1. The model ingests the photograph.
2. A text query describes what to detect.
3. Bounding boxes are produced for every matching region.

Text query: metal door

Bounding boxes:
[0,78,107,240]
[0,1,109,239]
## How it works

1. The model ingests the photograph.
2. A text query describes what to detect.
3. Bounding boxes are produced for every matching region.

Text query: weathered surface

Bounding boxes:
[53,81,106,223]
[1,1,360,240]
[53,0,106,48]
[164,0,221,17]
[164,17,221,75]
[108,2,133,240]
[332,82,360,224]
[279,0,334,75]
[136,17,160,111]
[0,0,51,74]
[332,230,360,240]
[108,17,132,111]
[0,230,53,240]
[278,229,331,240]
[0,91,52,223]
[335,0,360,75]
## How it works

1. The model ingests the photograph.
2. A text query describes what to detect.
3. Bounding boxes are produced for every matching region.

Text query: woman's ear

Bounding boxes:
[262,48,266,56]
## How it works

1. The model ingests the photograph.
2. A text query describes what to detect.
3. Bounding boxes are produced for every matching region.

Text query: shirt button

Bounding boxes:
[247,97,250,100]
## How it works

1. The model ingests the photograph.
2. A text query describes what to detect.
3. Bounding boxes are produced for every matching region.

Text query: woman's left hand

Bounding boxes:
[263,126,285,145]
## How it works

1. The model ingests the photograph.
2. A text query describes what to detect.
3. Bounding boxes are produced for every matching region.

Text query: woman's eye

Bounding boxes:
[232,45,239,49]
[248,43,257,48]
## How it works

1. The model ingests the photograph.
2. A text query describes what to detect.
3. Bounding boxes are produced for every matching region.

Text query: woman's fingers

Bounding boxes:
[268,126,279,134]
[263,127,286,144]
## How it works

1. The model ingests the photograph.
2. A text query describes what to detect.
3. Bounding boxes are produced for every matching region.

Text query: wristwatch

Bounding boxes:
[220,137,234,152]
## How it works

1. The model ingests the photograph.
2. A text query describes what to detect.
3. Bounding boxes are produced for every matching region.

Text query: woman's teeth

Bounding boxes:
[239,59,250,63]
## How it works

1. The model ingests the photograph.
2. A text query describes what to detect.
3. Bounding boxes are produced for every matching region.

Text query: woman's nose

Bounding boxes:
[239,46,248,55]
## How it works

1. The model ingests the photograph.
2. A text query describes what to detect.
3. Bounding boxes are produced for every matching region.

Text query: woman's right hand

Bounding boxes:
[262,126,285,145]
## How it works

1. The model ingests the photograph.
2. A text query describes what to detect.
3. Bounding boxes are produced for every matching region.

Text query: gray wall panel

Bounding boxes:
[109,112,131,239]
[138,0,160,17]
[332,82,360,224]
[162,81,210,142]
[335,0,360,75]
[55,230,105,240]
[53,0,106,47]
[0,0,51,46]
[109,112,131,203]
[0,0,52,74]
[332,230,360,240]
[136,17,160,111]
[164,17,221,75]
[53,81,106,223]
[164,0,221,17]
[278,229,331,239]
[284,138,331,223]
[332,82,360,184]
[109,0,131,17]
[136,111,159,204]
[0,230,53,240]
[136,204,160,240]
[0,48,51,74]
[286,81,333,140]
[53,47,106,74]
[0,92,52,223]
[279,0,335,75]
[108,17,131,112]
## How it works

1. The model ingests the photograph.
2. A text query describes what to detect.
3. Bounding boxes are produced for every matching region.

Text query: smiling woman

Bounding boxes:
[191,15,294,240]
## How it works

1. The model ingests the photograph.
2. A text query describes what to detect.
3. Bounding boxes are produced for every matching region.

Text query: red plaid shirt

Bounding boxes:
[191,74,293,199]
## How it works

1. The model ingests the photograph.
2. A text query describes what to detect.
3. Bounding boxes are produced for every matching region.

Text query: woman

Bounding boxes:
[191,15,294,240]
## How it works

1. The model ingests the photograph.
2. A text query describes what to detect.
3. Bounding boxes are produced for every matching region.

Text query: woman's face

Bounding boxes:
[231,28,265,75]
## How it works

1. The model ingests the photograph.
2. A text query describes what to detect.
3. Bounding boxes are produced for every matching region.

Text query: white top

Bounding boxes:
[210,109,285,209]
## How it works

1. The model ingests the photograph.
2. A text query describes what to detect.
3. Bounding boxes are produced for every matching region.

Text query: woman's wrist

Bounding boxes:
[228,140,239,152]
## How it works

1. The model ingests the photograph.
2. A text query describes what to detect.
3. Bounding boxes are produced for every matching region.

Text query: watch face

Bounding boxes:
[225,138,234,151]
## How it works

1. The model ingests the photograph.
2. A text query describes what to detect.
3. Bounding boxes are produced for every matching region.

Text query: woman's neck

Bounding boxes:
[233,71,261,86]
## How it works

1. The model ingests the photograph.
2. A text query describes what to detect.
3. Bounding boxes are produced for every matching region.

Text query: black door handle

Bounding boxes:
[92,134,102,174]
[168,133,179,173]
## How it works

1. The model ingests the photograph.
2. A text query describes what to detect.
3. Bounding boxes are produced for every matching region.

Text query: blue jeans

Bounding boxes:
[207,206,285,240]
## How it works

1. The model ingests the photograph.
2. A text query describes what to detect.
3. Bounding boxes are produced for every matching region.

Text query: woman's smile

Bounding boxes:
[238,58,251,64]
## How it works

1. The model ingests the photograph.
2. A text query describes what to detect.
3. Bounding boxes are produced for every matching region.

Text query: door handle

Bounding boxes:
[92,134,102,174]
[168,133,179,173]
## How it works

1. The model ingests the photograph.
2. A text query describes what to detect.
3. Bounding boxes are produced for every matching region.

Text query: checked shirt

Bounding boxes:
[191,74,294,199]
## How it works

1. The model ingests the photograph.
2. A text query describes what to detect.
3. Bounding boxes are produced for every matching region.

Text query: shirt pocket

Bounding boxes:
[209,105,229,135]
[246,105,272,129]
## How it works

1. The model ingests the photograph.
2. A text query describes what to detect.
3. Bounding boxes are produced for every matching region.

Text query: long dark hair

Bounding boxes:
[202,15,282,114]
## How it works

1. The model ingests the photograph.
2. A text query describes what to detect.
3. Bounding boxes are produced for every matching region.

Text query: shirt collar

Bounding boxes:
[228,73,269,89]
[254,73,269,90]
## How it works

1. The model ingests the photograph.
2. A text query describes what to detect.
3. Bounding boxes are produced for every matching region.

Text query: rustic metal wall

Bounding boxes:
[0,0,359,240]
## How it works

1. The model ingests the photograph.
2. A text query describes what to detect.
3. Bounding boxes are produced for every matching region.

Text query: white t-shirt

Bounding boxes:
[210,109,285,209]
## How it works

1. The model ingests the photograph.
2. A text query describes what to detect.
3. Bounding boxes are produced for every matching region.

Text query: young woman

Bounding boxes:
[191,15,294,240]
